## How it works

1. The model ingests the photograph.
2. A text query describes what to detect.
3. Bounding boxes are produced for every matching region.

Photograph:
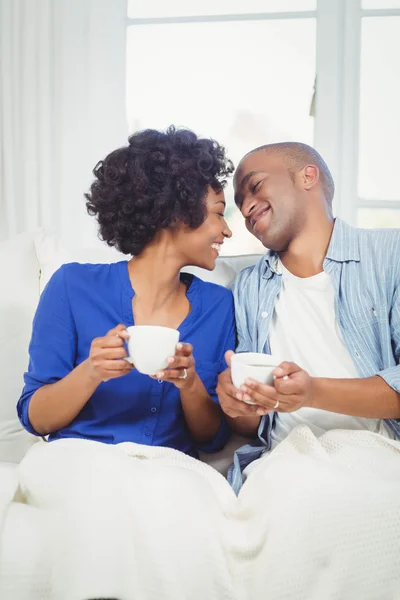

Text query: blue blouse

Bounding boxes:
[17,262,236,456]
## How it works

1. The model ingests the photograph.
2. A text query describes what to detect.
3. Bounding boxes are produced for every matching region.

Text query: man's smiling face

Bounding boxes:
[233,150,307,252]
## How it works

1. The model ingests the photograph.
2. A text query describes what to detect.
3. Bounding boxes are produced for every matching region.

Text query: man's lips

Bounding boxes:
[250,206,271,231]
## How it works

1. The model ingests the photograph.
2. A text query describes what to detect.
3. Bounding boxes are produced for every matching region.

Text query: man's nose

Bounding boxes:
[241,196,257,218]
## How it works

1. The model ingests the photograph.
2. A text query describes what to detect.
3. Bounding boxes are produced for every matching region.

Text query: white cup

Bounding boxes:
[231,352,281,405]
[126,325,180,375]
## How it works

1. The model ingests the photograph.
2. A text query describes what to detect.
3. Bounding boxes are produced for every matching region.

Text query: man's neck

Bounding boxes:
[279,215,335,278]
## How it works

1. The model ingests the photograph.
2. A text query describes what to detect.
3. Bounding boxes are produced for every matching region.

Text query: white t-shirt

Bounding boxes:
[243,259,394,479]
[268,259,394,443]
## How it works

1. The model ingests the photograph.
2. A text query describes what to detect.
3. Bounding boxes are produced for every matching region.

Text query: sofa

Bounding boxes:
[0,229,261,598]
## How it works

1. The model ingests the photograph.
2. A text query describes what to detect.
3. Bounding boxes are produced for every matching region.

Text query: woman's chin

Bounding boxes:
[189,256,216,272]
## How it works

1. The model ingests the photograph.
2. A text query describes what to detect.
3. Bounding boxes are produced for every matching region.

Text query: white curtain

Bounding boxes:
[0,0,127,247]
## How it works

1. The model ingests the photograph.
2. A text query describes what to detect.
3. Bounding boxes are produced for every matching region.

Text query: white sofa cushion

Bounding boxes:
[0,233,41,462]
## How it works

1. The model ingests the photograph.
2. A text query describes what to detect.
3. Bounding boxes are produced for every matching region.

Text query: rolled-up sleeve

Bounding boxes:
[17,265,77,435]
[231,271,252,354]
[377,281,400,433]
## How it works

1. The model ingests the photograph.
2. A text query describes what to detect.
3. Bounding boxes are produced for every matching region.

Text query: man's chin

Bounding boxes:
[259,232,288,253]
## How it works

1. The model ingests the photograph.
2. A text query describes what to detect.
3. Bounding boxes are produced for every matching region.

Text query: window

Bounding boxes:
[126,3,316,255]
[126,1,400,254]
[357,13,400,227]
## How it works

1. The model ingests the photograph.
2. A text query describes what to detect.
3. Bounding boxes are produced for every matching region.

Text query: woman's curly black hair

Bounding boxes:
[85,126,234,255]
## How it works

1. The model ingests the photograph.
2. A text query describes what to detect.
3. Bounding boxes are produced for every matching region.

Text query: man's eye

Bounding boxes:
[251,181,261,193]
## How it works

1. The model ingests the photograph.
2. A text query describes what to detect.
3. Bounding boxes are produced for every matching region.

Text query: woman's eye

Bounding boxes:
[217,212,225,217]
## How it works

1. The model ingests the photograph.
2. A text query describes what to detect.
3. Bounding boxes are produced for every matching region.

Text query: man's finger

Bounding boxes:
[220,397,259,417]
[241,380,278,408]
[273,361,301,379]
[274,376,299,395]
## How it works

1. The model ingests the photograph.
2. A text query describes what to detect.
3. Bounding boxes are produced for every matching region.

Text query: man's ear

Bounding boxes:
[301,165,319,191]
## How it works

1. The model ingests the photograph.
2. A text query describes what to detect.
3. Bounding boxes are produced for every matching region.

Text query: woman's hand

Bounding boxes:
[153,342,196,389]
[87,324,134,383]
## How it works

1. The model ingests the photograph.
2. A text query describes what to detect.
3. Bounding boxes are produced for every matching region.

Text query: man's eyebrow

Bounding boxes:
[240,171,259,189]
[234,171,259,208]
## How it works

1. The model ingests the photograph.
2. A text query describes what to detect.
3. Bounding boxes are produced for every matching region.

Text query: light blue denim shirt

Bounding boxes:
[228,218,400,493]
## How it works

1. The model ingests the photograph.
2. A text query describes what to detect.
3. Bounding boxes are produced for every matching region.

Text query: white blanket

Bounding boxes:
[13,426,400,600]
[18,439,239,600]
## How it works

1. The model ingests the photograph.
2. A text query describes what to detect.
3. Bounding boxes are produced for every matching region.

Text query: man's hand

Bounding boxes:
[217,351,261,419]
[239,361,315,415]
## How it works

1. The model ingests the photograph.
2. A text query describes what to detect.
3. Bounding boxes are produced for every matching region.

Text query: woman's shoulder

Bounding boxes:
[46,261,126,291]
[189,274,233,303]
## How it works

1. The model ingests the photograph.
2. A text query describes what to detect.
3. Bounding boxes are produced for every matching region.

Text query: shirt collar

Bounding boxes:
[325,218,360,263]
[261,218,360,278]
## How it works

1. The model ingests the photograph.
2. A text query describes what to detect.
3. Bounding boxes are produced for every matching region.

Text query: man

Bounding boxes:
[216,142,400,493]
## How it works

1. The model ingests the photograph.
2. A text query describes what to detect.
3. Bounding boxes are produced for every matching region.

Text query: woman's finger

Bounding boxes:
[93,347,128,360]
[156,368,188,380]
[106,324,129,339]
[93,335,125,349]
[166,355,191,369]
[97,359,133,372]
[101,366,132,380]
[175,342,193,356]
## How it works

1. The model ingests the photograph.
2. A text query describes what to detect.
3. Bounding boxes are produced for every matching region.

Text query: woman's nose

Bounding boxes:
[223,222,232,239]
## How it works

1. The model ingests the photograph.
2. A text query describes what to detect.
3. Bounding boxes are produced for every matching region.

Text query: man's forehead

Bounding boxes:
[234,150,282,187]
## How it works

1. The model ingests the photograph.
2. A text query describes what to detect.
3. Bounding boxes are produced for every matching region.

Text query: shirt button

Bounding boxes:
[157,379,163,384]
[151,407,157,413]
[355,351,360,358]
[261,311,268,318]
[145,429,151,436]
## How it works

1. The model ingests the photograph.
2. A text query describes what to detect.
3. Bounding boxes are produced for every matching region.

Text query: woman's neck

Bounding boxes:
[127,239,186,313]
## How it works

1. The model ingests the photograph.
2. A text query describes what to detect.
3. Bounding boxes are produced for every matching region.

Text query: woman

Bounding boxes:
[16,127,240,600]
[18,126,235,456]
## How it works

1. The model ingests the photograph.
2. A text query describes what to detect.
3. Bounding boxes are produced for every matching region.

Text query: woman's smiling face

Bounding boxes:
[175,187,232,271]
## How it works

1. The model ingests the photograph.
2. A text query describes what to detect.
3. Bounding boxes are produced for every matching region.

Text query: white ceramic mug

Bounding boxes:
[126,325,180,375]
[231,352,281,405]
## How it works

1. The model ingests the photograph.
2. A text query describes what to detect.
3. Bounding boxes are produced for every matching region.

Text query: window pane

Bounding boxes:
[126,19,315,255]
[358,208,400,229]
[128,0,316,19]
[362,1,400,8]
[358,17,400,200]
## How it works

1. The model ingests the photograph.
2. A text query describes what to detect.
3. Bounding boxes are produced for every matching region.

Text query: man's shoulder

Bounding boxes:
[357,225,400,241]
[233,254,269,285]
[231,255,274,304]
[356,226,400,259]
